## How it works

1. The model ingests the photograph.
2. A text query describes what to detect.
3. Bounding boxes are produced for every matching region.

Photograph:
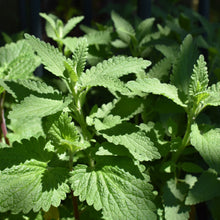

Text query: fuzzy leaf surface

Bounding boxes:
[62,16,84,37]
[70,163,156,220]
[0,137,70,214]
[171,34,198,95]
[95,120,160,161]
[191,124,220,173]
[44,112,88,153]
[127,78,186,107]
[25,34,66,77]
[0,79,57,100]
[111,11,135,44]
[80,56,150,94]
[147,57,172,81]
[189,55,209,97]
[72,37,88,76]
[85,30,112,45]
[204,82,220,107]
[0,40,40,79]
[9,94,71,121]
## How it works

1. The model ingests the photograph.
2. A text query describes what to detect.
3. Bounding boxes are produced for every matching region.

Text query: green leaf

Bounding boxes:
[163,177,194,220]
[204,82,220,107]
[147,57,172,81]
[85,30,111,45]
[63,37,83,53]
[88,96,144,124]
[63,59,78,82]
[127,78,186,107]
[25,34,66,77]
[62,16,84,37]
[95,121,160,161]
[111,39,128,48]
[40,13,57,40]
[185,169,220,205]
[189,55,209,97]
[0,40,40,79]
[0,79,58,100]
[70,163,157,220]
[80,56,151,95]
[9,94,71,121]
[7,117,43,143]
[0,137,70,213]
[171,34,198,95]
[111,11,135,43]
[137,18,155,40]
[191,124,220,173]
[180,162,203,173]
[72,37,88,77]
[44,112,88,153]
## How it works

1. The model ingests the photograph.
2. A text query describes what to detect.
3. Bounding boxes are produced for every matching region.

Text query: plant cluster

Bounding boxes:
[0,7,220,220]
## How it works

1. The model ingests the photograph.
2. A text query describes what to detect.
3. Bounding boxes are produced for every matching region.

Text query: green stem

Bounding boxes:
[172,114,194,163]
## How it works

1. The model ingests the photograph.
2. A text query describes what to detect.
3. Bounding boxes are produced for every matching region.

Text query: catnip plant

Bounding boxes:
[0,11,220,220]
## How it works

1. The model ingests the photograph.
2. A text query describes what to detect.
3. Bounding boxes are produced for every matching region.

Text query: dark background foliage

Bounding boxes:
[0,0,219,41]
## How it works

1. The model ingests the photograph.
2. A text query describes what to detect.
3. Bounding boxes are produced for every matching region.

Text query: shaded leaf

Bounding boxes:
[127,78,186,107]
[191,124,220,173]
[0,137,70,214]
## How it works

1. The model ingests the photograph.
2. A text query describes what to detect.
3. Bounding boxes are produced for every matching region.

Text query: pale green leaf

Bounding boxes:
[0,79,58,100]
[147,57,172,81]
[137,18,155,40]
[185,169,220,205]
[9,94,71,121]
[80,56,151,95]
[72,38,88,76]
[7,117,43,143]
[85,30,111,45]
[63,59,78,83]
[44,112,88,153]
[88,96,144,124]
[191,124,220,173]
[189,55,209,97]
[40,13,57,40]
[155,44,179,60]
[63,16,84,37]
[70,164,157,220]
[95,121,160,161]
[0,40,40,79]
[111,11,135,43]
[25,34,66,77]
[63,37,83,53]
[111,39,128,48]
[127,78,186,107]
[171,34,198,94]
[0,137,70,214]
[204,82,220,107]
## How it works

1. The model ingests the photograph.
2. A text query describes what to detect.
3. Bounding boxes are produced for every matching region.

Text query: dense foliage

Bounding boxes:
[0,6,220,220]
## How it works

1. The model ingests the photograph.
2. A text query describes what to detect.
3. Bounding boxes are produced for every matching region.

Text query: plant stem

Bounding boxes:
[172,114,193,163]
[71,191,80,220]
[0,91,9,145]
[69,150,80,220]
